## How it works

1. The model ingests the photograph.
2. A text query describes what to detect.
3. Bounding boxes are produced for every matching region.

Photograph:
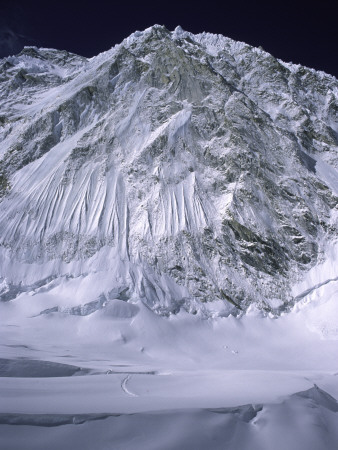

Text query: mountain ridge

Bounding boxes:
[0,25,337,316]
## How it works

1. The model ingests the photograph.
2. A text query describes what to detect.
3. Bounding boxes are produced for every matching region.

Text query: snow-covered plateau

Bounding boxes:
[0,25,337,449]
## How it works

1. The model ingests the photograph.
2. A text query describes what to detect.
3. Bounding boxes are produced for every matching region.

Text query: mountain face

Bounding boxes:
[0,25,337,316]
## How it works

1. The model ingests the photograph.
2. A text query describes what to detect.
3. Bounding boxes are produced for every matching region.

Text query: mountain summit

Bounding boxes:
[0,25,337,315]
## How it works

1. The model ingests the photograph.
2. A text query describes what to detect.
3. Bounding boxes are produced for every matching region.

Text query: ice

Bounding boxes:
[0,358,89,378]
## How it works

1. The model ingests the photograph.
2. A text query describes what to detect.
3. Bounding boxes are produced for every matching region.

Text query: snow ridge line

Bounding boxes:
[294,276,338,301]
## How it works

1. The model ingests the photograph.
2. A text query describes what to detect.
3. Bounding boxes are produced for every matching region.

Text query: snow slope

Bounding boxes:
[0,273,338,449]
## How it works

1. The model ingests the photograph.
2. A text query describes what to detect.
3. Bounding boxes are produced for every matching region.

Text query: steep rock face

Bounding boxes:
[0,25,337,315]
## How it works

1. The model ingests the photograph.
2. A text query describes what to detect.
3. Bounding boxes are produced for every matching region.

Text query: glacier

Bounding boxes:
[0,25,338,449]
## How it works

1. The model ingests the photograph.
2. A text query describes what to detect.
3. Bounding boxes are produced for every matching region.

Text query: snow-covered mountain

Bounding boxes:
[1,26,338,450]
[0,24,337,316]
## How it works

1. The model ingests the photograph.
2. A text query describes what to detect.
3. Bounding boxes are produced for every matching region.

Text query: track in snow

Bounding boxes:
[121,375,138,397]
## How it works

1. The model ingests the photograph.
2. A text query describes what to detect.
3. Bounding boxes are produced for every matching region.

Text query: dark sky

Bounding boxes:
[0,0,337,78]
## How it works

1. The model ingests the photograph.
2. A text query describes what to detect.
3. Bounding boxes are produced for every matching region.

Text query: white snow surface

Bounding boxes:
[0,274,338,449]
